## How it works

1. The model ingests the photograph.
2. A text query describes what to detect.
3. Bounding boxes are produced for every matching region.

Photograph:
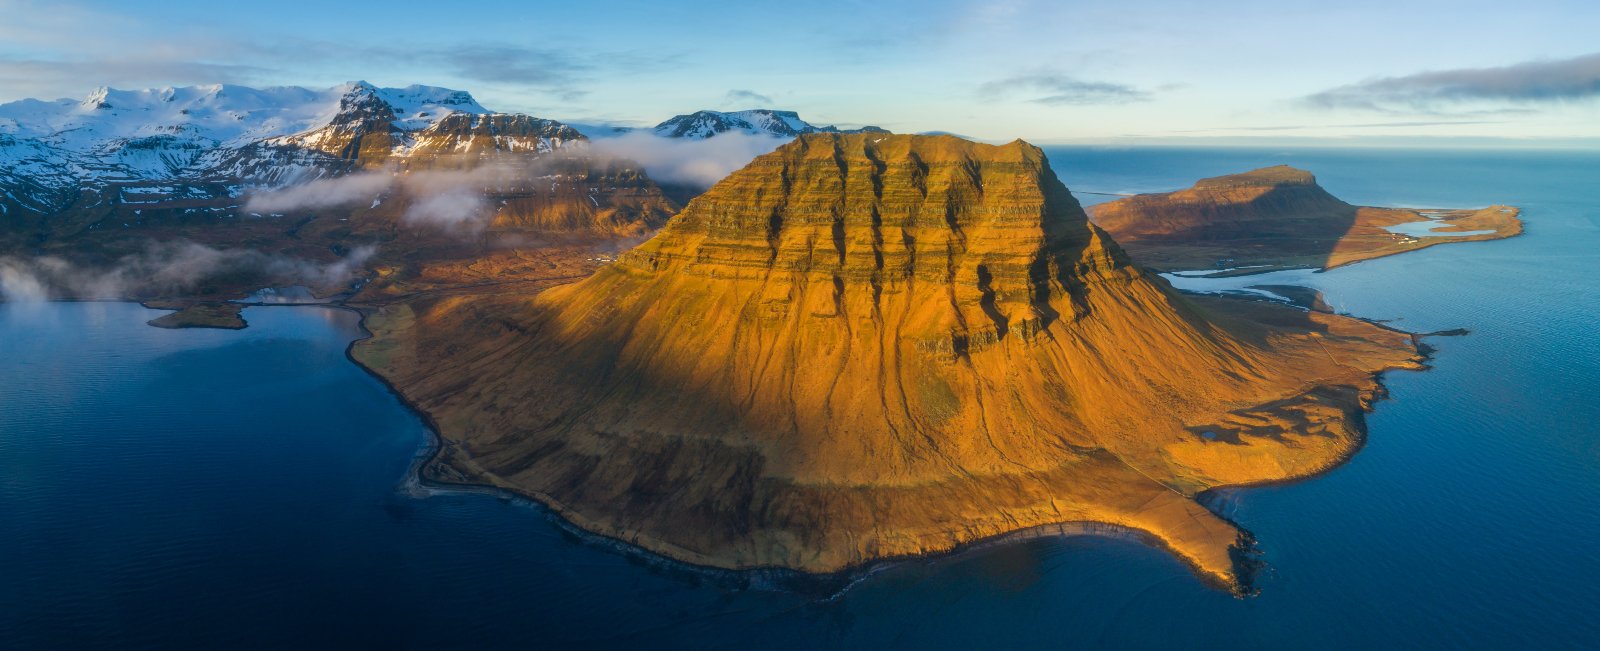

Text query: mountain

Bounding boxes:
[1088,165,1522,270]
[353,134,1424,592]
[0,82,592,212]
[0,82,678,299]
[652,109,888,139]
[1092,166,1349,240]
[213,83,584,184]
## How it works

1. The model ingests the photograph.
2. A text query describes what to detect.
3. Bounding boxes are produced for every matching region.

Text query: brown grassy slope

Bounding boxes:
[1088,165,1521,270]
[353,135,1423,592]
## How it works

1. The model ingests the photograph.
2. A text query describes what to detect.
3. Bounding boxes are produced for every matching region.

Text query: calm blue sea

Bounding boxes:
[2,147,1598,649]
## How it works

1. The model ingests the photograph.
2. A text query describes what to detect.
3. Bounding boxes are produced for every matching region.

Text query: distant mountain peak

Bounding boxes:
[80,87,113,110]
[1193,165,1320,190]
[653,108,888,139]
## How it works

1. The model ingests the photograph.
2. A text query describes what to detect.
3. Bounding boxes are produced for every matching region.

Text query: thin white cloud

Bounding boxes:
[979,73,1150,106]
[1307,52,1600,112]
[723,89,774,106]
[0,0,644,106]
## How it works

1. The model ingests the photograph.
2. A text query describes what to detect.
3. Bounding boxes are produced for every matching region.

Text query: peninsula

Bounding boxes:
[1089,165,1521,271]
[352,135,1425,592]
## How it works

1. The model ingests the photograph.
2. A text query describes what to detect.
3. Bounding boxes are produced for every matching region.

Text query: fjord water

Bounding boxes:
[3,148,1597,649]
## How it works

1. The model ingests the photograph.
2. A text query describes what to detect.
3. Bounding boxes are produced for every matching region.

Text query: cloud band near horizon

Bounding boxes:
[1307,52,1600,111]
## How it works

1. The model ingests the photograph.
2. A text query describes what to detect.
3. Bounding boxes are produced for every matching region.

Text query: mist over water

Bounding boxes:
[2,147,1598,648]
[0,241,373,302]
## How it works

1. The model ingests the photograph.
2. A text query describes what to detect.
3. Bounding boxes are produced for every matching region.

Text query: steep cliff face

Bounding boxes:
[355,135,1423,590]
[1088,165,1522,270]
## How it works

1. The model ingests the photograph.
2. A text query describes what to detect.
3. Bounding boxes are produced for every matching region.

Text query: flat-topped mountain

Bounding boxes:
[1089,165,1521,270]
[1091,165,1353,242]
[354,134,1424,591]
[653,109,888,139]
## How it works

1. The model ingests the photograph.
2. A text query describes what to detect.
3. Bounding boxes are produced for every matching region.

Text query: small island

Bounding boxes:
[145,301,248,330]
[1089,165,1522,271]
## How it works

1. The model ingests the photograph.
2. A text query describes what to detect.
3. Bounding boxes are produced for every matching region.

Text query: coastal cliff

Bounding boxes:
[353,135,1425,592]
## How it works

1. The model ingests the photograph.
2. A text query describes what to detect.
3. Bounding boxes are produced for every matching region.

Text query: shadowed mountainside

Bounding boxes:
[353,135,1424,592]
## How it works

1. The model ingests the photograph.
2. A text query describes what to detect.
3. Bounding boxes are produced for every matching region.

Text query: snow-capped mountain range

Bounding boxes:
[0,82,886,223]
[566,110,887,140]
[0,81,580,216]
[651,109,887,139]
[0,82,894,299]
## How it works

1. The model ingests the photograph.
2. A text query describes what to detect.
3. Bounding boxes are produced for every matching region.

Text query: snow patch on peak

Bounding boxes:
[653,109,887,140]
[375,85,488,130]
[324,82,488,129]
[80,87,113,110]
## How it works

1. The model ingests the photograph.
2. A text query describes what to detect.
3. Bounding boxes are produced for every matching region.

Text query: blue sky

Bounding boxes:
[1,0,1596,145]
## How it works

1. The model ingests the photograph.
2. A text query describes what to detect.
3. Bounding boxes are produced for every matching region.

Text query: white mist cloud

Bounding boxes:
[403,188,488,230]
[244,173,394,214]
[245,166,499,235]
[244,137,782,234]
[0,259,51,302]
[0,241,375,302]
[586,131,786,189]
